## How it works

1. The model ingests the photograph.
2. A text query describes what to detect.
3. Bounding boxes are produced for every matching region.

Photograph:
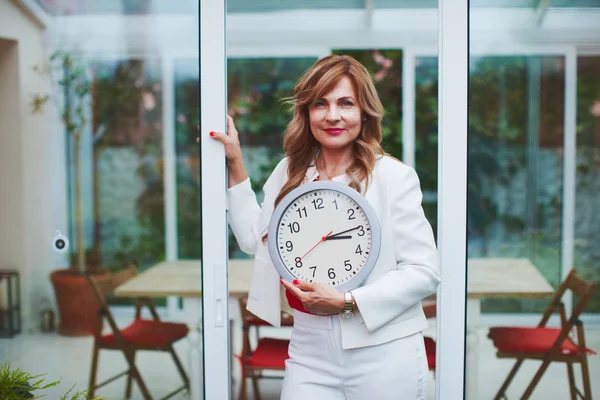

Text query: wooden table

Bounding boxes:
[114,257,554,400]
[115,259,253,298]
[465,258,554,399]
[468,258,555,299]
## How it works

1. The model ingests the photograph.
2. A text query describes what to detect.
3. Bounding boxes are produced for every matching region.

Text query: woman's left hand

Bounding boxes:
[281,279,345,316]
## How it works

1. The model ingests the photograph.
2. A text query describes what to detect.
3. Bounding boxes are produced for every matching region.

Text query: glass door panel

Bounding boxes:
[0,1,218,400]
[465,3,600,400]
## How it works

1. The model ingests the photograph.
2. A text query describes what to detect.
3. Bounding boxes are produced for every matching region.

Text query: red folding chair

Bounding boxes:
[86,265,190,400]
[488,269,597,400]
[236,297,294,400]
[422,296,438,373]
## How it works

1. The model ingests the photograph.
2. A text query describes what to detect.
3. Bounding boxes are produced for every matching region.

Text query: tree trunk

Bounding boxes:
[74,131,86,273]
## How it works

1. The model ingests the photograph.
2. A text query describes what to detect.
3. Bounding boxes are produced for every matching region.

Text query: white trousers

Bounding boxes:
[280,310,428,400]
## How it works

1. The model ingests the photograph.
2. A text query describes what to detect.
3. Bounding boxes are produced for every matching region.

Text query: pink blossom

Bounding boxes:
[374,69,388,81]
[373,51,386,65]
[177,114,187,123]
[590,101,600,117]
[383,58,393,68]
[143,92,156,110]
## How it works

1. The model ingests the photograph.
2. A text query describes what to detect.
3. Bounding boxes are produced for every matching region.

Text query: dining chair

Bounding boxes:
[422,295,437,373]
[488,268,597,400]
[237,297,294,400]
[85,264,190,400]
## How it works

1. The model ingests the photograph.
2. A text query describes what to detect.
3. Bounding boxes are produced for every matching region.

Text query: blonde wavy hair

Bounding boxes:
[278,55,385,202]
[262,55,385,243]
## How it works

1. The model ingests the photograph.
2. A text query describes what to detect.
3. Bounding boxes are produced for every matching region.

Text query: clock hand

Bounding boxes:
[300,231,333,260]
[324,235,352,240]
[328,225,361,239]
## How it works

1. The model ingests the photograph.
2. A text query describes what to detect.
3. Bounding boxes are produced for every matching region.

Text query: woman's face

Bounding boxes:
[308,76,362,153]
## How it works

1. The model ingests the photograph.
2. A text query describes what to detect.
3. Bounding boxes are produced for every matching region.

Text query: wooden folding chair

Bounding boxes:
[85,264,190,400]
[237,297,294,400]
[488,268,597,400]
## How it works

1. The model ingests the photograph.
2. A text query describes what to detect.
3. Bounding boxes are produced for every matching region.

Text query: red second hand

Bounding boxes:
[300,231,333,260]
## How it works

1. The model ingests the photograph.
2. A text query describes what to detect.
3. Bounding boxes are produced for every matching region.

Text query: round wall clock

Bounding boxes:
[267,180,381,292]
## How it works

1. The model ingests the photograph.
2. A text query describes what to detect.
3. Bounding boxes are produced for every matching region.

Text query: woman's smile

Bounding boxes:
[323,128,345,135]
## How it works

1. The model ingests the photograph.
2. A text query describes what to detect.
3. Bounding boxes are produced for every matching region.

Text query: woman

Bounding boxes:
[210,55,440,400]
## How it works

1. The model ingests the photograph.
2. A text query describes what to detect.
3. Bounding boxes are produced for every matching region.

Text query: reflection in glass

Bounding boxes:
[468,56,565,313]
[90,59,166,273]
[416,55,566,313]
[174,59,201,260]
[415,57,439,235]
[575,55,600,313]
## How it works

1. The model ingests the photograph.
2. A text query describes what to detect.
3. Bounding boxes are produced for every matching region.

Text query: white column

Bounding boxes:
[161,56,180,317]
[402,49,416,168]
[200,0,230,398]
[436,0,469,400]
[561,48,577,312]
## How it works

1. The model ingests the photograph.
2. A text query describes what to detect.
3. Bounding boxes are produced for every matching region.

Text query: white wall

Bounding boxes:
[0,0,69,331]
[0,38,25,312]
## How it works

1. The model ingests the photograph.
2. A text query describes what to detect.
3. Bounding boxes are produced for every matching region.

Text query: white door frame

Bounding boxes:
[435,0,468,398]
[200,0,230,399]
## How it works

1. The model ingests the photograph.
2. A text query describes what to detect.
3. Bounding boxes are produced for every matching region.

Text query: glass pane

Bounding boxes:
[91,58,167,306]
[466,5,599,400]
[175,59,201,260]
[0,1,203,399]
[470,55,565,313]
[227,3,440,400]
[415,57,439,236]
[575,55,600,313]
[465,52,568,397]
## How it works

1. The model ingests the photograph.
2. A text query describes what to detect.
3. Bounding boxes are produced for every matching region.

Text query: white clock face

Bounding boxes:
[274,188,373,287]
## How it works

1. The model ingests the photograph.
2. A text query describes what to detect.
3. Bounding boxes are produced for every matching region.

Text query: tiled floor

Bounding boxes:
[1,321,599,400]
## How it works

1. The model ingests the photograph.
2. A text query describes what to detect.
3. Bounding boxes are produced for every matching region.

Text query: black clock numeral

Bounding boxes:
[288,222,300,234]
[295,257,303,268]
[332,199,339,210]
[285,241,293,252]
[296,207,307,219]
[347,208,356,220]
[328,268,336,280]
[310,266,317,277]
[357,225,365,236]
[355,244,363,255]
[311,198,324,210]
[344,260,352,271]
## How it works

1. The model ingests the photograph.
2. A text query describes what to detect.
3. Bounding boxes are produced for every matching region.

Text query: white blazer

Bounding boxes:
[227,154,441,350]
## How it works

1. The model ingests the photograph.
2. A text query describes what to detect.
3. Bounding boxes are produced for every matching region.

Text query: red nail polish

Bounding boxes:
[293,279,299,285]
[209,132,215,136]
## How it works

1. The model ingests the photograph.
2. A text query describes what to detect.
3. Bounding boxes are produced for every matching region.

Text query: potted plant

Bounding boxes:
[32,52,107,336]
[0,362,103,400]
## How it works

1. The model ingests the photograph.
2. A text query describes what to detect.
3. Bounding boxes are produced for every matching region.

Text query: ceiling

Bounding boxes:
[34,0,600,15]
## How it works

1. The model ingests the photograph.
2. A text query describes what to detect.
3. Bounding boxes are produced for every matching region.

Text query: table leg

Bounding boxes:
[183,298,203,400]
[466,298,481,400]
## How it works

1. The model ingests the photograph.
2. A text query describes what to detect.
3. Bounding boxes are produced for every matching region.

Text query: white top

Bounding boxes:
[227,154,441,349]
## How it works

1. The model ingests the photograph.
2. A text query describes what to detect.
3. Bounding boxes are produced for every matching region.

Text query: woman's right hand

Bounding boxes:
[209,115,249,187]
[209,115,243,163]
